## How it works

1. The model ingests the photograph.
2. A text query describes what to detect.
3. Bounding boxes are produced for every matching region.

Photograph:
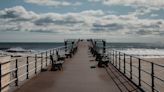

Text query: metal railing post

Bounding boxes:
[138,58,141,86]
[0,64,1,91]
[113,50,114,65]
[26,56,29,79]
[124,54,126,74]
[65,41,67,53]
[115,51,117,68]
[130,56,132,79]
[53,49,55,55]
[119,52,121,70]
[151,63,154,92]
[49,50,52,64]
[15,59,18,86]
[103,40,106,54]
[109,51,112,63]
[46,51,47,66]
[35,54,37,74]
[41,53,43,69]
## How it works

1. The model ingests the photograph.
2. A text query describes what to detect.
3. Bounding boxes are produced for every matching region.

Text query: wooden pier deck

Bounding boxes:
[14,41,141,92]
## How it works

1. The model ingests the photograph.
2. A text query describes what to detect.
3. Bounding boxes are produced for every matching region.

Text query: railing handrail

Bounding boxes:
[106,48,164,68]
[91,43,164,92]
[105,48,164,92]
[0,45,72,65]
[93,45,164,68]
[0,42,78,91]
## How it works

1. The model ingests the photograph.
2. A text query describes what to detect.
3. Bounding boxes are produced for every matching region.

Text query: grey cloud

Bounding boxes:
[1,10,19,18]
[159,31,164,36]
[136,29,153,35]
[89,0,164,8]
[142,24,160,29]
[0,6,164,37]
[25,0,82,7]
[0,6,38,20]
[92,23,124,31]
[30,29,55,33]
[134,29,164,36]
[34,14,84,26]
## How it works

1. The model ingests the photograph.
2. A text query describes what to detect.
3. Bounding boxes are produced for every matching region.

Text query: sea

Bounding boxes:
[0,42,164,58]
[96,42,164,58]
[0,42,64,57]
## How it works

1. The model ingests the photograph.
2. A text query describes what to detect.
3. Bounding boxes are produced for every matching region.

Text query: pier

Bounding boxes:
[1,39,164,92]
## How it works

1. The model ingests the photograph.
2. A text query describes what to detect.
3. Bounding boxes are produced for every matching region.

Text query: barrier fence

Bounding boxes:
[107,49,164,92]
[0,45,73,92]
[92,39,164,92]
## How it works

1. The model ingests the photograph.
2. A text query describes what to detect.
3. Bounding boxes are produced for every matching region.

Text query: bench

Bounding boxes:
[57,54,66,61]
[65,51,72,58]
[50,55,64,71]
[97,55,109,68]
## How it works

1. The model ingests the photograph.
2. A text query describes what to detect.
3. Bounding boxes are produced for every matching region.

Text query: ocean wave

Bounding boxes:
[6,47,28,53]
[0,47,38,57]
[118,48,164,58]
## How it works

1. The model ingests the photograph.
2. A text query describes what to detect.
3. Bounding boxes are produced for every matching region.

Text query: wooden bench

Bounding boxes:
[50,55,64,71]
[57,54,66,61]
[97,55,109,68]
[65,51,72,58]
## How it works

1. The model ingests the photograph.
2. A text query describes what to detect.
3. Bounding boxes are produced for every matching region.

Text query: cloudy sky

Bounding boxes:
[0,0,164,42]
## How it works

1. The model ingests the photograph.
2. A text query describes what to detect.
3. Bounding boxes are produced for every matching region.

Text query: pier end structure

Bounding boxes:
[89,39,106,54]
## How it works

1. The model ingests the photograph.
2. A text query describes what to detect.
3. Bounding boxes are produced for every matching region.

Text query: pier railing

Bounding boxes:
[107,49,164,92]
[88,39,164,92]
[0,45,73,92]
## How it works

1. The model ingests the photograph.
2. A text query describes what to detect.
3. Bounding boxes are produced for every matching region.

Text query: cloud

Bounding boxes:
[0,6,38,20]
[128,6,160,17]
[0,6,104,34]
[93,14,164,35]
[150,14,158,17]
[25,0,82,7]
[92,23,124,32]
[34,13,84,26]
[80,10,104,16]
[0,6,164,36]
[88,0,164,7]
[135,29,163,36]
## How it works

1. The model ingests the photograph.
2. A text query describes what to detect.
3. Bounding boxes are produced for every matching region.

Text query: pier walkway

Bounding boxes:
[14,41,140,92]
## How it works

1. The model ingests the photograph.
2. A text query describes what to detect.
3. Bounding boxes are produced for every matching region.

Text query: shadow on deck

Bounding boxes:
[14,42,141,92]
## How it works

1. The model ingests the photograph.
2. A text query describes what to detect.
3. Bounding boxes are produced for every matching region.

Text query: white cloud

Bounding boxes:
[128,7,160,17]
[0,6,38,20]
[89,0,164,7]
[80,10,104,16]
[0,6,104,34]
[0,6,164,37]
[25,0,82,7]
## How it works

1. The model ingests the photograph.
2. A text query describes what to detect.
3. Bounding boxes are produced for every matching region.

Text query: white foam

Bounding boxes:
[118,48,164,58]
[7,47,27,52]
